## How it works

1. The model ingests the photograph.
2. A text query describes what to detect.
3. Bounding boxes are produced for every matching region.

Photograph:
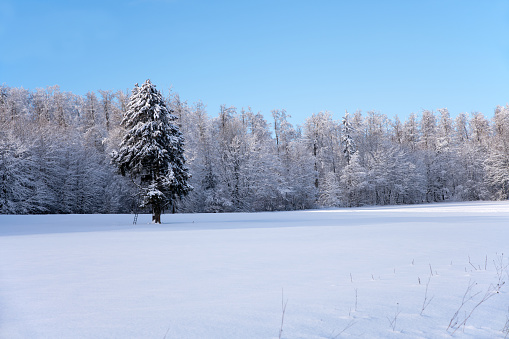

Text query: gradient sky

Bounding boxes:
[1,0,508,125]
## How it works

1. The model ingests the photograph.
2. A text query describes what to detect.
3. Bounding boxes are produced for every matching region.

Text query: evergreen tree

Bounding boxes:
[341,110,356,165]
[112,80,191,223]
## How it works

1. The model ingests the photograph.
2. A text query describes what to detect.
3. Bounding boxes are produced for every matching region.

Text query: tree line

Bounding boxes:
[1,83,508,214]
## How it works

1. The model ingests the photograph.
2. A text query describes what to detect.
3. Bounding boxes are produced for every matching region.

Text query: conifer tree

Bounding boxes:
[341,110,356,165]
[112,80,191,223]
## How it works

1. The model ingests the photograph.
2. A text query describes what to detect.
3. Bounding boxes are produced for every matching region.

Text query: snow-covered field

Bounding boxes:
[1,201,509,338]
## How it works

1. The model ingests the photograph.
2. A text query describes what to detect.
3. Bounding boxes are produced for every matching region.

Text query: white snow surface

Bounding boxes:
[1,201,509,338]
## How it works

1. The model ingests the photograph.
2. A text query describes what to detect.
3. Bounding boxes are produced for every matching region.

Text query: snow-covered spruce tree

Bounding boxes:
[341,110,356,165]
[112,80,191,223]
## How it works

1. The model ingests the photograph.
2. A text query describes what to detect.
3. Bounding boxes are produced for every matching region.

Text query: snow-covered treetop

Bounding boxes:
[122,80,177,129]
[114,79,184,177]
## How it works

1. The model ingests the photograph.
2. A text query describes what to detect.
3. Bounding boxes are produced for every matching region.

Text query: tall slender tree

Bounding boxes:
[341,110,356,165]
[112,80,191,223]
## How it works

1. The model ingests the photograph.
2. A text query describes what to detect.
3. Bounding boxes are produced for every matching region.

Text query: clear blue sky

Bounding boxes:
[1,0,508,124]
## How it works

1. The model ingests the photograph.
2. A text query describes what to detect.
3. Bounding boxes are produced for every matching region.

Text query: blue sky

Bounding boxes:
[1,0,508,124]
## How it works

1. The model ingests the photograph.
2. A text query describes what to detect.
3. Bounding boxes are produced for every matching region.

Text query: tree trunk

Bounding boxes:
[152,205,162,224]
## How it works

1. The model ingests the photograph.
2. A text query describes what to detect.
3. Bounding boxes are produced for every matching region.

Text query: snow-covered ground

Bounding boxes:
[1,201,508,338]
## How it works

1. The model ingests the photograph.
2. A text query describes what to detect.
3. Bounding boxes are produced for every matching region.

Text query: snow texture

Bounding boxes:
[1,201,508,338]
